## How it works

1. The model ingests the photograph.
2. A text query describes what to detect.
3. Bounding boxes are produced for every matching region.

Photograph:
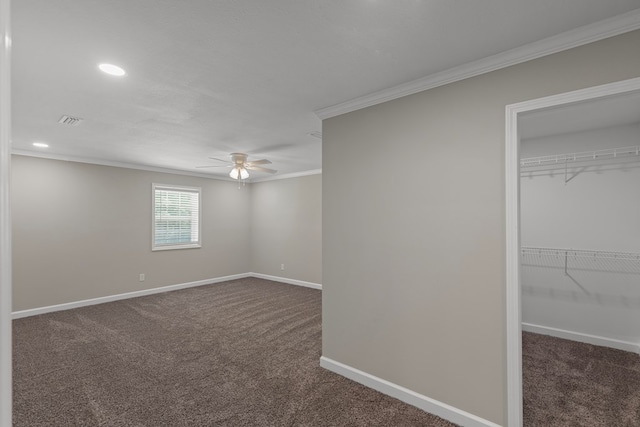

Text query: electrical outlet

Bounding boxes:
[280,264,285,271]
[139,273,145,282]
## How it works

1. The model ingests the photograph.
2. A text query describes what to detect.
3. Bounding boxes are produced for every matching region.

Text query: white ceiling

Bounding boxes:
[12,1,640,181]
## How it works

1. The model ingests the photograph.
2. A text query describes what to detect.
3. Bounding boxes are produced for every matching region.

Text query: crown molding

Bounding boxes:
[12,149,322,184]
[249,168,322,183]
[315,9,640,120]
[11,149,241,181]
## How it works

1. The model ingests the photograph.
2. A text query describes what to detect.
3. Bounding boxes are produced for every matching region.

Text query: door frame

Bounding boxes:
[505,76,640,427]
[0,0,11,424]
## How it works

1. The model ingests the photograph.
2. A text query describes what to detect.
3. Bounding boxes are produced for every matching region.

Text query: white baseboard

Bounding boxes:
[12,273,251,319]
[12,273,320,319]
[522,323,640,355]
[249,272,322,290]
[319,356,501,427]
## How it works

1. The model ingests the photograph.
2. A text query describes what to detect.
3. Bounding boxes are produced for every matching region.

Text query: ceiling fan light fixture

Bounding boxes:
[229,166,249,180]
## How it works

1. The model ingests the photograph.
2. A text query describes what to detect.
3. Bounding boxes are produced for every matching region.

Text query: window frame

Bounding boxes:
[151,183,202,251]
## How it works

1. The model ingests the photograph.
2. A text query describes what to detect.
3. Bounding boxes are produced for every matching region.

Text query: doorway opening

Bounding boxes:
[505,76,640,427]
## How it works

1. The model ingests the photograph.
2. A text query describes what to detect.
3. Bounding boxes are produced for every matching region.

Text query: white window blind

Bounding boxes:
[152,184,201,250]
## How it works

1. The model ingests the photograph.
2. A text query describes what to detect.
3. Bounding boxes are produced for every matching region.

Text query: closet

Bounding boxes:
[520,121,640,350]
[518,95,640,425]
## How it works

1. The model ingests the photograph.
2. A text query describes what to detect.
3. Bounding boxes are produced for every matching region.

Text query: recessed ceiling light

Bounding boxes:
[98,63,126,76]
[32,142,49,148]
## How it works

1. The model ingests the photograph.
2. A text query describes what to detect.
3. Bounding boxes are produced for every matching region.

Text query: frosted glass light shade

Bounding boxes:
[229,167,249,180]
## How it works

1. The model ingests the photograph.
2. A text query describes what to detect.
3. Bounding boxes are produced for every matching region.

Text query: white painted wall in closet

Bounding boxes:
[521,123,640,351]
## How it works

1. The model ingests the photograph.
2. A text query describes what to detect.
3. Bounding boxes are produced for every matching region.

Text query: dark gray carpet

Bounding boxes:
[523,331,640,426]
[13,278,456,426]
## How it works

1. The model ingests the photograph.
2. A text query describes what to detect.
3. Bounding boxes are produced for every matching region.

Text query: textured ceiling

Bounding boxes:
[11,1,640,180]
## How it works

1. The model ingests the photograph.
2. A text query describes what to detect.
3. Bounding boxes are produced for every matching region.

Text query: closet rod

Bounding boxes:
[521,246,640,262]
[520,145,640,168]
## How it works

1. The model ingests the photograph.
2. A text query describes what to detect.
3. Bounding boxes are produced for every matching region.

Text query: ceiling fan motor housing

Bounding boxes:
[231,153,248,164]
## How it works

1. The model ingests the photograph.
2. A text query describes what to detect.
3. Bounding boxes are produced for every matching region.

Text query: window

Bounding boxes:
[152,184,201,250]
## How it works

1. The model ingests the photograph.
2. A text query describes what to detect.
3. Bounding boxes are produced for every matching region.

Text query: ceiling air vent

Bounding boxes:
[57,115,83,126]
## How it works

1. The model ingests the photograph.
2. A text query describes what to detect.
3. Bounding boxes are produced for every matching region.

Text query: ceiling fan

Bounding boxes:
[196,152,277,180]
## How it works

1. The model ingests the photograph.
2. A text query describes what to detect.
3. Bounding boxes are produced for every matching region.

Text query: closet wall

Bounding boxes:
[520,122,640,350]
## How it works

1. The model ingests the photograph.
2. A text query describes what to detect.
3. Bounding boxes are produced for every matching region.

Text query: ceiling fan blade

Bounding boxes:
[208,157,233,164]
[246,165,277,174]
[195,165,231,168]
[247,159,271,165]
[250,142,297,156]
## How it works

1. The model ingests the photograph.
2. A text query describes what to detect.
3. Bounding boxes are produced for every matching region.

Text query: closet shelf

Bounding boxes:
[520,145,640,168]
[521,246,640,262]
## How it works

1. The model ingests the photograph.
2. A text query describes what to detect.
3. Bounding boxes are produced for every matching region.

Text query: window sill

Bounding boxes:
[152,244,201,251]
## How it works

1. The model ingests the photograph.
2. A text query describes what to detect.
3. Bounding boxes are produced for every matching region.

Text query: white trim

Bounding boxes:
[320,356,501,427]
[0,0,11,423]
[249,169,322,183]
[12,150,322,185]
[522,323,640,355]
[505,76,640,427]
[316,9,640,120]
[249,273,322,290]
[505,77,640,114]
[11,150,235,181]
[12,273,251,319]
[505,101,522,427]
[11,273,322,319]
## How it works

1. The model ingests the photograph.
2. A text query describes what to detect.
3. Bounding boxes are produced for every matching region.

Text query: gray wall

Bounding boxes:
[12,155,251,311]
[249,174,322,284]
[322,30,640,425]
